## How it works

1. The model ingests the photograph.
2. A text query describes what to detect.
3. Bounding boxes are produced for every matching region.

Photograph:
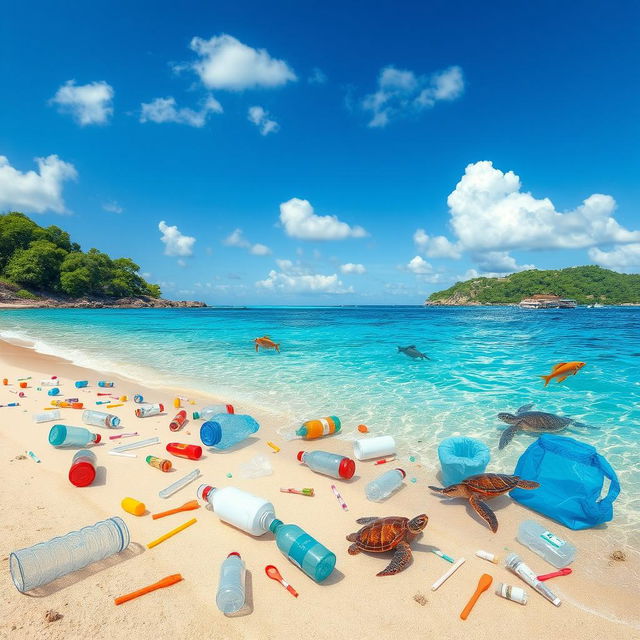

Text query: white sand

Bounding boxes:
[0,338,638,640]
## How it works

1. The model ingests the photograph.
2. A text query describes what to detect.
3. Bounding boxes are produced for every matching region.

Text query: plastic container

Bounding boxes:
[32,409,61,423]
[40,379,61,386]
[296,416,341,440]
[365,468,406,501]
[516,520,576,568]
[437,436,490,486]
[269,519,336,582]
[9,517,129,592]
[353,435,396,461]
[166,442,202,460]
[198,485,275,536]
[146,455,172,472]
[135,403,164,418]
[68,450,97,487]
[82,409,121,429]
[49,425,101,447]
[121,497,146,516]
[98,381,114,388]
[193,404,234,420]
[495,583,528,604]
[47,388,61,396]
[297,450,355,480]
[200,414,260,450]
[169,410,187,432]
[74,380,89,388]
[238,454,273,479]
[216,553,246,614]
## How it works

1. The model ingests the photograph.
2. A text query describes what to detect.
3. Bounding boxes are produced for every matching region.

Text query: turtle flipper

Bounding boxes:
[469,494,498,533]
[356,517,380,525]
[377,541,412,576]
[348,543,361,555]
[499,423,521,449]
[517,403,534,414]
[428,485,445,493]
[515,479,540,490]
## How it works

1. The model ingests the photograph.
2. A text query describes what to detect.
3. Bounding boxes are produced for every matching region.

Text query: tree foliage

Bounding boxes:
[0,212,161,299]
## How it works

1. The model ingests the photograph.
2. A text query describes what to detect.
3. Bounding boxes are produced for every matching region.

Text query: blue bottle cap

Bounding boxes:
[48,424,67,446]
[268,518,283,533]
[200,421,222,446]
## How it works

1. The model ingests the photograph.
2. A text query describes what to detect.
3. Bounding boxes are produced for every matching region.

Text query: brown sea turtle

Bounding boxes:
[428,473,539,533]
[346,514,428,576]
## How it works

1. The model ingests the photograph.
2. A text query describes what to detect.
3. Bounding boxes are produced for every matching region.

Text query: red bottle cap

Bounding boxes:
[158,403,165,412]
[227,404,235,414]
[69,461,96,487]
[297,451,305,462]
[228,552,241,558]
[339,457,356,479]
[93,433,102,444]
[395,468,406,479]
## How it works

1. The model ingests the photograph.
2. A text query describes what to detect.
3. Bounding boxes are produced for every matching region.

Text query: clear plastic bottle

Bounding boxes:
[193,404,234,420]
[365,468,406,501]
[517,520,576,568]
[135,403,164,418]
[49,425,101,447]
[297,450,356,480]
[68,450,97,487]
[200,414,259,450]
[9,517,129,592]
[82,409,121,428]
[32,409,61,423]
[198,485,274,536]
[269,519,336,582]
[216,552,246,614]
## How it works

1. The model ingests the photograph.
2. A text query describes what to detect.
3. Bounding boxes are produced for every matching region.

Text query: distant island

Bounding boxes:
[426,266,640,306]
[0,212,205,308]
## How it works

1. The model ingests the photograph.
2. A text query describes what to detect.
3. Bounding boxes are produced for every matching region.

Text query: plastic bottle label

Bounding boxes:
[288,533,316,569]
[540,531,565,548]
[319,418,332,435]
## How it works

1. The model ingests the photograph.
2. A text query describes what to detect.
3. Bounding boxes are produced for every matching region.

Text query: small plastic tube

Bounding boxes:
[111,436,160,453]
[159,469,201,499]
[495,583,528,605]
[476,549,500,564]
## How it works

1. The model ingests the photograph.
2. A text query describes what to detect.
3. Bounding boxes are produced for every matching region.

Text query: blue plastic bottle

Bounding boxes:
[49,425,101,447]
[47,388,60,396]
[200,414,259,450]
[74,381,89,388]
[269,518,336,582]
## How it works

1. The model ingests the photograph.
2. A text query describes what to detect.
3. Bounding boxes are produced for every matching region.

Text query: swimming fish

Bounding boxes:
[254,336,280,352]
[497,403,592,449]
[540,361,585,386]
[398,345,429,360]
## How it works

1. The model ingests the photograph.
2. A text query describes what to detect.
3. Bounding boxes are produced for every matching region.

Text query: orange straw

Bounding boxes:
[114,573,183,605]
[152,500,201,520]
[147,518,197,549]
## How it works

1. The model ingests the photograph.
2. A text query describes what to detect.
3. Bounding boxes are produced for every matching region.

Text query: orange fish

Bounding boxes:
[254,336,280,352]
[540,361,585,386]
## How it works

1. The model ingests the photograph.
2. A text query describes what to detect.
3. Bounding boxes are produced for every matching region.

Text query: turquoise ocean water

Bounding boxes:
[1,306,638,534]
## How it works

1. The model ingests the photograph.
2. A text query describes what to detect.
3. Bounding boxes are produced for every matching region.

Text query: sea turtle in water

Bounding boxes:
[398,345,429,360]
[428,474,539,533]
[497,403,592,449]
[346,514,428,576]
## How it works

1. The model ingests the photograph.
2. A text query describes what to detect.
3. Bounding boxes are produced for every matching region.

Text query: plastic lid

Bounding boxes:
[395,468,406,479]
[331,416,341,429]
[200,421,222,446]
[93,433,102,444]
[158,403,165,412]
[297,451,305,462]
[227,404,235,414]
[192,411,200,419]
[228,552,241,558]
[339,457,356,479]
[48,424,67,446]
[197,484,215,502]
[69,461,96,487]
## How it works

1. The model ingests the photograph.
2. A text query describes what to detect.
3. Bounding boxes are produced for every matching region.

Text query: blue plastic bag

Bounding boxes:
[438,436,490,486]
[510,435,620,530]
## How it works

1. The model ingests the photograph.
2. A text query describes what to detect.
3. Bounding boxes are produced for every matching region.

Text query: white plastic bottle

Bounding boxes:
[216,552,246,614]
[365,468,406,501]
[197,485,275,536]
[517,520,576,568]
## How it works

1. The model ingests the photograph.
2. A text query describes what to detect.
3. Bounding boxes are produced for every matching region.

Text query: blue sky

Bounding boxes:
[1,0,639,304]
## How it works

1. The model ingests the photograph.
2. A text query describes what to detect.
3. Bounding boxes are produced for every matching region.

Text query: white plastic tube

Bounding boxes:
[111,436,160,453]
[353,435,396,461]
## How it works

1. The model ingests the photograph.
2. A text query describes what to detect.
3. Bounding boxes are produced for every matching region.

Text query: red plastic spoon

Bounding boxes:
[265,565,299,598]
[537,568,572,581]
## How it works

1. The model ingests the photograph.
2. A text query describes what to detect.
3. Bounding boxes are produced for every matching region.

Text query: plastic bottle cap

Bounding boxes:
[339,457,356,479]
[93,433,102,444]
[158,403,165,412]
[200,421,222,446]
[48,424,67,446]
[192,412,200,419]
[121,497,146,516]
[226,404,234,414]
[268,518,283,533]
[197,484,214,502]
[228,552,241,558]
[69,461,96,487]
[396,468,406,479]
[297,451,305,462]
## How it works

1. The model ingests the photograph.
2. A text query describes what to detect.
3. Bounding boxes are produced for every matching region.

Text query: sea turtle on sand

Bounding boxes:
[346,514,428,576]
[428,474,539,533]
[398,345,429,360]
[497,403,592,449]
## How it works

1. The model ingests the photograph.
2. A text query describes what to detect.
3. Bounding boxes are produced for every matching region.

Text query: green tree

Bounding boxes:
[4,240,67,289]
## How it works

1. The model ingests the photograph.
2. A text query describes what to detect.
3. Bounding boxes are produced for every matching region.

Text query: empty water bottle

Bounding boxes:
[82,409,120,428]
[297,450,356,480]
[365,468,406,501]
[32,409,61,423]
[135,403,164,418]
[216,552,246,614]
[193,404,234,420]
[269,519,336,582]
[49,425,101,447]
[98,381,114,388]
[517,520,576,568]
[200,414,259,450]
[9,517,129,592]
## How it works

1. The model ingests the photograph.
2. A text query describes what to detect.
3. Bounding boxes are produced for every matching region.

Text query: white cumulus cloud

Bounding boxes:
[588,244,640,273]
[362,65,464,128]
[0,154,77,214]
[224,228,271,256]
[186,34,296,90]
[50,80,114,126]
[140,96,222,127]
[406,255,433,275]
[279,198,368,241]
[257,260,352,294]
[158,221,196,257]
[473,251,535,273]
[413,229,461,258]
[248,106,279,135]
[340,263,366,274]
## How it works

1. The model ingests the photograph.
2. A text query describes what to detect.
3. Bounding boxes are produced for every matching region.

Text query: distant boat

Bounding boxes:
[587,303,604,308]
[519,294,575,309]
[558,299,577,309]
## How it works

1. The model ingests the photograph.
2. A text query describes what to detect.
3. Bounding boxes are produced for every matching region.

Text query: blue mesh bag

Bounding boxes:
[510,435,620,530]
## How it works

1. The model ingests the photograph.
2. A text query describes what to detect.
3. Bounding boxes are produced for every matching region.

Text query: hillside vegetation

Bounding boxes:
[0,212,161,299]
[426,266,640,305]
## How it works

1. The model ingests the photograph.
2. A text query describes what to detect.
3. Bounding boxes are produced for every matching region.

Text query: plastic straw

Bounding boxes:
[114,574,183,605]
[159,469,201,499]
[147,518,197,549]
[108,451,137,458]
[431,557,466,591]
[331,484,348,511]
[111,436,159,453]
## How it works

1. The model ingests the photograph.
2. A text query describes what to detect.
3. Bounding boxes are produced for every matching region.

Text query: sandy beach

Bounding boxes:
[0,337,638,640]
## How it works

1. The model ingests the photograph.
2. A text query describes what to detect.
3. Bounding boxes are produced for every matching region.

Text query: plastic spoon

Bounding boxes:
[460,573,493,620]
[114,573,183,605]
[537,568,572,581]
[152,500,201,520]
[265,565,299,597]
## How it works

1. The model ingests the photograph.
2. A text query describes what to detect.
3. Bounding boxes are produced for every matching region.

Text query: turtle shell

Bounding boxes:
[355,516,409,552]
[462,473,521,495]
